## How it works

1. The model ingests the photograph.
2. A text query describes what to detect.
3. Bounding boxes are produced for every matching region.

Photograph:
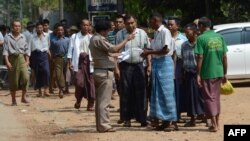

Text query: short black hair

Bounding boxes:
[56,23,65,29]
[53,23,60,30]
[150,12,163,21]
[42,19,50,25]
[36,22,43,27]
[184,23,198,31]
[123,14,137,22]
[116,14,125,21]
[198,17,212,28]
[94,20,111,33]
[168,16,181,26]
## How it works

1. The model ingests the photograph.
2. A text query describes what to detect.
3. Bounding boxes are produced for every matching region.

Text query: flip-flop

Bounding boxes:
[208,126,218,132]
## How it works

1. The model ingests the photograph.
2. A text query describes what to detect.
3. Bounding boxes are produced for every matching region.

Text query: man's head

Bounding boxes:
[36,22,44,35]
[124,15,137,33]
[198,17,212,33]
[26,21,35,32]
[184,23,198,41]
[80,19,91,34]
[149,12,163,30]
[56,24,65,37]
[42,19,50,32]
[94,20,111,37]
[11,20,22,34]
[114,15,125,31]
[167,17,181,33]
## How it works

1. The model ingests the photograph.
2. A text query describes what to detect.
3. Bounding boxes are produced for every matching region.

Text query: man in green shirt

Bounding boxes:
[194,17,228,132]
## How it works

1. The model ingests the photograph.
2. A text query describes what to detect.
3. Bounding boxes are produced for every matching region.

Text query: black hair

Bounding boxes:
[42,19,50,25]
[123,14,137,22]
[115,14,125,21]
[0,25,6,31]
[168,16,181,26]
[198,17,212,28]
[53,23,60,30]
[56,23,65,29]
[184,23,198,31]
[150,12,163,21]
[94,20,111,33]
[36,22,43,27]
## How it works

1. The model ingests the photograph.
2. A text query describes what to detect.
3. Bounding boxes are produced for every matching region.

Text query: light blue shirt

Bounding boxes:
[116,28,150,63]
[174,32,187,59]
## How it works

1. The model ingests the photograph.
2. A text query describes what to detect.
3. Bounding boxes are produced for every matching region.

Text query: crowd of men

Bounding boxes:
[0,12,227,133]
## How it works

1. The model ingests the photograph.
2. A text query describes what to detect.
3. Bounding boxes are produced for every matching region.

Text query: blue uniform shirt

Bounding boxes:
[50,36,70,57]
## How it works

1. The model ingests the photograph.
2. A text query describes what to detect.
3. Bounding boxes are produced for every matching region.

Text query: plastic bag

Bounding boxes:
[220,80,234,95]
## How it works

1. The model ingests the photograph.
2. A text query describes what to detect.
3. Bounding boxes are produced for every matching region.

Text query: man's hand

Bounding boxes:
[196,74,202,88]
[147,65,152,76]
[114,68,120,80]
[126,33,135,41]
[141,48,150,58]
[6,62,12,70]
[222,74,227,84]
[25,61,30,67]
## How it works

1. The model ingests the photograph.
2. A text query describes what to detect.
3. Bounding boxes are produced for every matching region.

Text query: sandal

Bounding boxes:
[208,126,218,132]
[21,98,29,104]
[184,121,196,127]
[100,128,116,133]
[87,107,94,111]
[164,125,178,132]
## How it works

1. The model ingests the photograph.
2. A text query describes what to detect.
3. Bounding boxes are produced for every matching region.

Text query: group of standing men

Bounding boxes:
[1,12,227,133]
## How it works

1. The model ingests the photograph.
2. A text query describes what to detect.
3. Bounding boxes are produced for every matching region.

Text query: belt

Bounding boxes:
[95,68,114,71]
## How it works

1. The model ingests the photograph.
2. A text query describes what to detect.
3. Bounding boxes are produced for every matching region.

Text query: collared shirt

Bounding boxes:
[50,36,70,57]
[116,28,150,63]
[150,25,174,58]
[30,32,50,52]
[3,33,30,56]
[174,32,187,59]
[22,30,34,44]
[107,30,118,45]
[67,32,92,72]
[89,33,115,69]
[181,41,197,73]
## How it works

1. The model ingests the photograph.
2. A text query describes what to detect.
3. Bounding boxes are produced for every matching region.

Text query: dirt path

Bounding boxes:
[0,102,30,141]
[0,81,249,141]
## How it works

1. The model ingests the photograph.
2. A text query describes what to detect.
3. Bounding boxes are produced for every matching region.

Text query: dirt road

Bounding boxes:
[0,81,249,141]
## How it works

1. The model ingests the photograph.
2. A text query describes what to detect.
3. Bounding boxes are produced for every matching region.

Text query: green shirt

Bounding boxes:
[194,30,228,79]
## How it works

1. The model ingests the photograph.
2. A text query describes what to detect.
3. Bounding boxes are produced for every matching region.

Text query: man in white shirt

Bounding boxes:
[42,19,53,36]
[29,22,51,97]
[67,19,95,111]
[143,13,177,131]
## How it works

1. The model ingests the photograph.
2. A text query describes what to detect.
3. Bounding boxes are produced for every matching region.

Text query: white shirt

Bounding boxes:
[44,30,53,36]
[150,25,174,58]
[30,32,50,52]
[67,32,92,72]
